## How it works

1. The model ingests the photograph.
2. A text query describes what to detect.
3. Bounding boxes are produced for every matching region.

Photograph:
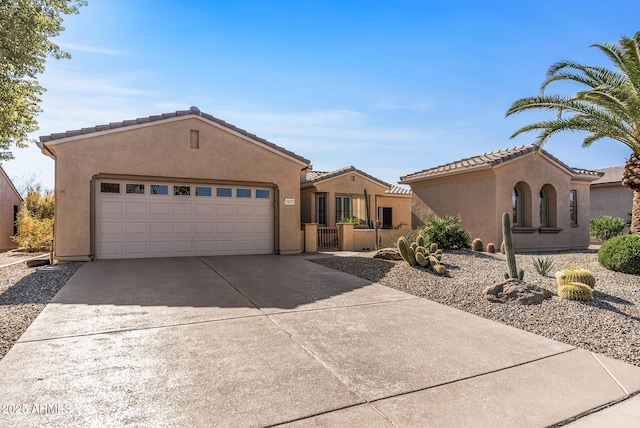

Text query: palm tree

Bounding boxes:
[505,31,640,234]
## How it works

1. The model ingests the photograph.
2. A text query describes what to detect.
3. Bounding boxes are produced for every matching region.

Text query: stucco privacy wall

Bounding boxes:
[0,166,22,250]
[41,113,308,260]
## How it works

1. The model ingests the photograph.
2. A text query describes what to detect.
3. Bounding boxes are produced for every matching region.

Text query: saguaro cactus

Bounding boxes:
[502,212,520,280]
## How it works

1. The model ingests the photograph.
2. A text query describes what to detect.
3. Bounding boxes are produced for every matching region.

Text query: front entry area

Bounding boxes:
[94,179,274,259]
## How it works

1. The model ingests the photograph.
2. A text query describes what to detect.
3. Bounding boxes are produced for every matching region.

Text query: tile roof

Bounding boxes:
[399,144,602,183]
[38,106,310,164]
[386,185,411,195]
[592,166,625,185]
[301,166,391,188]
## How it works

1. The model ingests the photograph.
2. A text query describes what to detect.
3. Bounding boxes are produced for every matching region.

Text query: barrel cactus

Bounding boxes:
[486,243,496,253]
[558,282,594,301]
[556,268,596,289]
[472,238,483,252]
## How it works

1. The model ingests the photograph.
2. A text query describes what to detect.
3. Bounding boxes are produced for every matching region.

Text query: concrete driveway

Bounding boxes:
[1,255,639,427]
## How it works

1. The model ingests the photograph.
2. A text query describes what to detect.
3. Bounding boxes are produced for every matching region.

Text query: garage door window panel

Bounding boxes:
[237,189,252,198]
[101,183,120,193]
[216,188,232,197]
[126,184,145,194]
[174,186,191,196]
[150,185,168,195]
[256,189,270,199]
[196,186,212,197]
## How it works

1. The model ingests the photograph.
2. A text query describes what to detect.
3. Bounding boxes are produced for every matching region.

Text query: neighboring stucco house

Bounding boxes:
[300,166,411,229]
[37,107,310,261]
[399,145,603,251]
[591,166,633,229]
[0,165,23,251]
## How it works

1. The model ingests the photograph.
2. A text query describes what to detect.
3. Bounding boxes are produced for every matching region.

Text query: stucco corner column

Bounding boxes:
[303,223,318,253]
[338,223,354,251]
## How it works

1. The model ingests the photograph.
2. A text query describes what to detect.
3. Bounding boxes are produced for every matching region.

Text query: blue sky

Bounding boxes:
[5,0,640,190]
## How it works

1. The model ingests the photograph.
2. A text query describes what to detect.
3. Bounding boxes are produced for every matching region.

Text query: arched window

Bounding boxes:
[539,188,548,227]
[513,185,523,226]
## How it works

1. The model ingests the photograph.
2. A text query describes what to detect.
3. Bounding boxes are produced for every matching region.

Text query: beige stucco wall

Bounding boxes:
[407,153,596,251]
[44,116,306,260]
[409,168,497,243]
[591,184,633,225]
[0,171,22,250]
[302,172,411,228]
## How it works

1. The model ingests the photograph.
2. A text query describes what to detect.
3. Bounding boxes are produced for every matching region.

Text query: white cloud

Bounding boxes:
[57,42,133,57]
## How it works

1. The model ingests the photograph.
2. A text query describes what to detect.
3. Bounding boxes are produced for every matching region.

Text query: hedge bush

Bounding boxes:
[590,215,626,241]
[418,215,471,250]
[598,235,640,275]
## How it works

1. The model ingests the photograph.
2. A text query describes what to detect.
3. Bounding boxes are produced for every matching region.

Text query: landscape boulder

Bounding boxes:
[373,248,403,261]
[483,279,551,305]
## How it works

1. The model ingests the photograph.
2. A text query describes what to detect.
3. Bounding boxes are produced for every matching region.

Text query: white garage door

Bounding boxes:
[95,179,274,259]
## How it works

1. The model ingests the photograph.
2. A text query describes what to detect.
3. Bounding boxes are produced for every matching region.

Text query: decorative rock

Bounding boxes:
[373,248,403,260]
[483,279,552,305]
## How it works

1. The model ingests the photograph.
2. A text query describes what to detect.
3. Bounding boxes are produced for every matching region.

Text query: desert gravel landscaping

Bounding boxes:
[312,249,640,367]
[0,251,83,360]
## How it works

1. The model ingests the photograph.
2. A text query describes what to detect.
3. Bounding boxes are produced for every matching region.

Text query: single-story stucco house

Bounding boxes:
[399,145,603,251]
[300,166,411,229]
[591,166,633,230]
[0,165,23,251]
[37,107,310,261]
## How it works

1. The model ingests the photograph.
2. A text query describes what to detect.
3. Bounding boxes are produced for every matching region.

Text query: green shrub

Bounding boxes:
[590,215,626,241]
[419,215,471,250]
[598,235,640,275]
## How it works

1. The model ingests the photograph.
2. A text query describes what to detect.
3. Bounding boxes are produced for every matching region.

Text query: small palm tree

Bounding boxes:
[506,31,640,234]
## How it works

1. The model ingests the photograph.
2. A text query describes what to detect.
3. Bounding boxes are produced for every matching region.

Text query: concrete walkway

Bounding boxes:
[1,255,639,427]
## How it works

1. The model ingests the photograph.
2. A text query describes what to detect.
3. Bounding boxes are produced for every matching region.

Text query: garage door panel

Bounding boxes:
[125,202,146,215]
[195,204,214,215]
[172,204,192,215]
[236,222,253,233]
[99,201,122,215]
[172,222,192,234]
[149,203,170,215]
[216,222,233,233]
[96,180,274,259]
[194,240,214,252]
[255,205,271,216]
[149,222,170,234]
[236,205,253,216]
[99,242,122,256]
[149,241,170,254]
[99,222,122,235]
[125,222,146,234]
[172,241,192,253]
[254,222,271,234]
[254,240,272,251]
[124,241,147,254]
[195,222,214,233]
